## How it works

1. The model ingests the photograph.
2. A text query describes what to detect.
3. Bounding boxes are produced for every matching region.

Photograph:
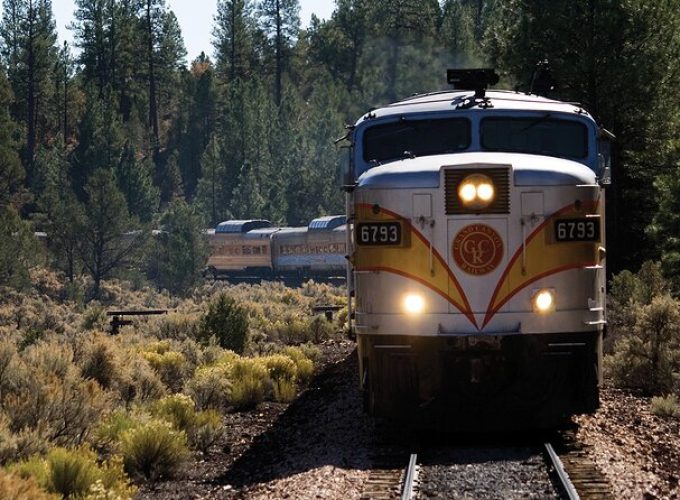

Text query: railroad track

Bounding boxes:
[361,433,612,500]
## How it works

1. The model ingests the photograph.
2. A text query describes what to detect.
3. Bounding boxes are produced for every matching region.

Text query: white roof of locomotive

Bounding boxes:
[356,90,593,124]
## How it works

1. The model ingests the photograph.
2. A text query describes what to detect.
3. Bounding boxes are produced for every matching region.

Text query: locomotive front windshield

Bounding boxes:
[481,117,588,159]
[363,118,470,163]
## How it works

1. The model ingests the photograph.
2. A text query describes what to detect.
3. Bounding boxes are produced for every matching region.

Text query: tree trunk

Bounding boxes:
[26,0,37,182]
[146,0,160,153]
[275,0,282,107]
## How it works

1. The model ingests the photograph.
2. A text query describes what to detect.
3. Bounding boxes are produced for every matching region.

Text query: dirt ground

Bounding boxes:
[137,343,680,499]
[576,388,680,499]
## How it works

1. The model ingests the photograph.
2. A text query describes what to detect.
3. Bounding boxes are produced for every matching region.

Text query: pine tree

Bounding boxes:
[0,67,23,205]
[0,0,59,182]
[77,168,145,298]
[440,0,478,65]
[257,0,300,106]
[176,54,216,199]
[213,0,257,82]
[70,90,124,196]
[153,199,208,294]
[115,143,160,222]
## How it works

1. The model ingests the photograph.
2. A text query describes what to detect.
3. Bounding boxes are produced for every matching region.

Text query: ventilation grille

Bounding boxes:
[444,167,511,215]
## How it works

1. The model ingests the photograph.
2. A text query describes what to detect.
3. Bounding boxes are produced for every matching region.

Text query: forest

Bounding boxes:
[1,0,680,294]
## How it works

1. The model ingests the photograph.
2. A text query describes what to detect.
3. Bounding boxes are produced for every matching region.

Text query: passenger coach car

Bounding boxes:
[346,69,612,428]
[205,216,347,281]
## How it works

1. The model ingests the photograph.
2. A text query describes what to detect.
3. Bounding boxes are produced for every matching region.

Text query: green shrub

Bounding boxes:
[229,358,269,410]
[80,337,119,389]
[120,420,189,481]
[11,446,135,499]
[94,410,138,452]
[188,410,224,453]
[142,350,188,393]
[198,294,249,353]
[184,365,232,410]
[261,354,297,382]
[151,394,197,432]
[272,378,297,403]
[154,314,200,341]
[118,358,166,403]
[309,315,335,343]
[605,295,680,394]
[81,306,107,331]
[281,346,315,384]
[651,394,680,418]
[0,469,56,500]
[3,357,110,446]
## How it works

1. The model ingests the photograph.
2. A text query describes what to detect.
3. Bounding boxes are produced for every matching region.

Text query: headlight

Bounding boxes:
[533,289,555,314]
[403,293,425,315]
[457,174,495,209]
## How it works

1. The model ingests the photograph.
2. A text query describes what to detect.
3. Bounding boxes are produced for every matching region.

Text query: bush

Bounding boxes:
[281,346,315,384]
[272,378,297,403]
[309,315,335,343]
[229,358,269,410]
[120,420,189,481]
[151,394,197,432]
[94,410,138,453]
[142,350,188,393]
[188,410,224,453]
[11,446,135,499]
[118,358,166,403]
[198,294,249,353]
[79,336,119,389]
[651,394,680,418]
[3,350,111,446]
[605,294,680,394]
[0,469,56,500]
[184,365,232,410]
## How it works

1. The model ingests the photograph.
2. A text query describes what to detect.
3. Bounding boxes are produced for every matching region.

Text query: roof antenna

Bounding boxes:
[530,59,557,96]
[447,68,499,99]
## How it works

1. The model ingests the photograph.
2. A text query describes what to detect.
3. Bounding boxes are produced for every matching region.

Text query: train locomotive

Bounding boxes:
[346,69,612,428]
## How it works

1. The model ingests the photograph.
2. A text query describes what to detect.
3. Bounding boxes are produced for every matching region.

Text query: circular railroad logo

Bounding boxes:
[452,224,504,275]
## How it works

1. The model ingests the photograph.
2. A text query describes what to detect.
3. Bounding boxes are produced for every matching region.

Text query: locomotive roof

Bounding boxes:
[215,220,272,234]
[308,215,346,231]
[356,90,593,124]
[357,151,597,188]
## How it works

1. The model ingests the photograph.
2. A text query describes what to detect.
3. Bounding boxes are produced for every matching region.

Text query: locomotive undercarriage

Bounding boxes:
[358,330,602,429]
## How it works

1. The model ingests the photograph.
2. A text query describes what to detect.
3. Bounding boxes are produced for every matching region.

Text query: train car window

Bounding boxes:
[253,246,261,255]
[242,246,252,255]
[481,117,588,159]
[363,118,470,163]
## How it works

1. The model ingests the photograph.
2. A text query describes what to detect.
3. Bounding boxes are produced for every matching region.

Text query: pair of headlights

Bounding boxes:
[458,174,495,209]
[401,289,556,315]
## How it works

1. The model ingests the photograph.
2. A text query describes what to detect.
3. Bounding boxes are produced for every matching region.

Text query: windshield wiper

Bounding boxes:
[521,113,552,131]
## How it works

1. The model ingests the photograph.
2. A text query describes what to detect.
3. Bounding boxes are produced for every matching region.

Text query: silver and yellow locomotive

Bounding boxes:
[346,70,612,428]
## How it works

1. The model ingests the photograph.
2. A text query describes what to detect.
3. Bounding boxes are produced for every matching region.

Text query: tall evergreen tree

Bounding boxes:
[0,0,59,181]
[77,168,145,298]
[175,54,216,199]
[257,0,300,106]
[213,0,257,82]
[0,68,23,205]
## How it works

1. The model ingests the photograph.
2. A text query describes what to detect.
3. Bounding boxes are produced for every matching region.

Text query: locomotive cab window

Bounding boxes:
[363,118,470,164]
[481,117,588,159]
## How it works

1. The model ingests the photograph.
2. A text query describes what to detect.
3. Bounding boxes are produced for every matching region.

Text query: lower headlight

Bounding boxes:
[533,289,556,314]
[403,293,425,315]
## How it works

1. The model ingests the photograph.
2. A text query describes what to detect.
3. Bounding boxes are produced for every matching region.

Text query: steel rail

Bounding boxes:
[401,453,418,500]
[544,442,580,500]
